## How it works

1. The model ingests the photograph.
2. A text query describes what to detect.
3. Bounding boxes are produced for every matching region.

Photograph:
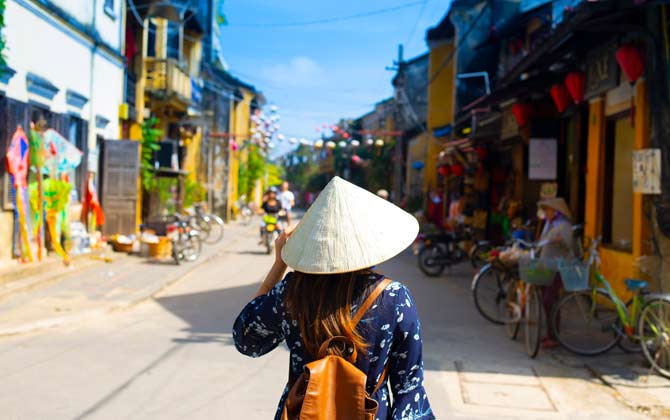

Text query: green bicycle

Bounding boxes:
[550,238,670,378]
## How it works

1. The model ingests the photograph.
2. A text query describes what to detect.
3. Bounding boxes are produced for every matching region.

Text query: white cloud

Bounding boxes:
[261,56,325,87]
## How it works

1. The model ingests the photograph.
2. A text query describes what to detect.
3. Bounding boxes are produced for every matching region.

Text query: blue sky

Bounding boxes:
[218,0,452,157]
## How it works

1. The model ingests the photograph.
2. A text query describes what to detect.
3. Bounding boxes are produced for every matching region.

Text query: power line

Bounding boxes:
[425,1,490,88]
[404,0,429,48]
[229,1,425,28]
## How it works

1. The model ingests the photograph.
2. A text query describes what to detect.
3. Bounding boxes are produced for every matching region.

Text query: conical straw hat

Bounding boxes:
[537,197,572,221]
[281,176,419,274]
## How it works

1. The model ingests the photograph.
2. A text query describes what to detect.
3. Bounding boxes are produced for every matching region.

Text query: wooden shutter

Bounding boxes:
[99,140,139,236]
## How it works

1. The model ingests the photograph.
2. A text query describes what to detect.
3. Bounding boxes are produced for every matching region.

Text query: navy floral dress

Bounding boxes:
[232,272,434,420]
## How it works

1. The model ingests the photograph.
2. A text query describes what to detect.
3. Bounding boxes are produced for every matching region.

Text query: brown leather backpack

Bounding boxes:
[281,278,392,420]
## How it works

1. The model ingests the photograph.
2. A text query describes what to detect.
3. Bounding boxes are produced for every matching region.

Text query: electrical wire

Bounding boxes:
[229,1,425,28]
[403,0,429,48]
[424,1,490,88]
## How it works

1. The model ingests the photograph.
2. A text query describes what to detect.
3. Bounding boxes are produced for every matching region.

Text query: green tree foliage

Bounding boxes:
[266,162,285,187]
[184,178,206,208]
[306,172,330,192]
[238,143,266,199]
[285,145,318,192]
[140,117,162,191]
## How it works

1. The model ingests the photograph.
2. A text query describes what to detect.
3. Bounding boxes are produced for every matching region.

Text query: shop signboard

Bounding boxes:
[528,138,557,180]
[633,149,662,194]
[585,42,619,100]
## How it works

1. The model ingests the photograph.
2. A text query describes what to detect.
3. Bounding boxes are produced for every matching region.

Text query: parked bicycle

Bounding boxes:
[550,238,670,378]
[238,199,253,225]
[503,239,550,358]
[471,224,582,326]
[189,203,224,244]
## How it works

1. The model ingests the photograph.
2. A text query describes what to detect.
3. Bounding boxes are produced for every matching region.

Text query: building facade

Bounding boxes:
[0,0,125,262]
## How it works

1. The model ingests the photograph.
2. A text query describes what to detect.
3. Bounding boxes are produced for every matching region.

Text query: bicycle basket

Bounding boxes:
[518,257,558,286]
[558,259,590,291]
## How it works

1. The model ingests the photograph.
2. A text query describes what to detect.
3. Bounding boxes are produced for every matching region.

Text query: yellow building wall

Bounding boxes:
[227,89,256,220]
[425,41,455,193]
[584,80,650,300]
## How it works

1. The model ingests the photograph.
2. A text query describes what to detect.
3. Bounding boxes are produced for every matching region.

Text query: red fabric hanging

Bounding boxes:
[616,44,645,84]
[511,102,531,127]
[550,84,571,113]
[81,174,105,227]
[564,72,585,104]
[125,25,138,63]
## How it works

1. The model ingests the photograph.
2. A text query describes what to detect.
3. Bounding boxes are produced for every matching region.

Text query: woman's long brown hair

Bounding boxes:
[285,270,371,359]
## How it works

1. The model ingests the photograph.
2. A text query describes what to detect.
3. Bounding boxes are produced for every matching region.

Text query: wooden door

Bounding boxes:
[99,140,139,236]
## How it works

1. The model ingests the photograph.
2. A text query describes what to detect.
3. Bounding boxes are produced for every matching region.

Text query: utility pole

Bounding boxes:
[387,45,405,205]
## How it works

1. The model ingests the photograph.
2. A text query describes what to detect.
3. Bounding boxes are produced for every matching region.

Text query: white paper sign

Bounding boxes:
[529,138,557,180]
[633,149,662,194]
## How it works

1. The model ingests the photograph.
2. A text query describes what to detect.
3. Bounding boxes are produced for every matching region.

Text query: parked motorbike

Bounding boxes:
[167,215,202,265]
[415,226,477,276]
[261,212,283,255]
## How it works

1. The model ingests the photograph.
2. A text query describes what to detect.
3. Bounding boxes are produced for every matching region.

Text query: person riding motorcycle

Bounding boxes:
[260,187,285,243]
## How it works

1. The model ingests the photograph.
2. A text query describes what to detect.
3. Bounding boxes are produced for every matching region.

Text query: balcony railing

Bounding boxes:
[145,58,191,107]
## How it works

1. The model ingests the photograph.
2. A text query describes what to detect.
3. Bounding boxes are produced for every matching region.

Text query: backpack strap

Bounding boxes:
[352,278,392,327]
[372,364,389,395]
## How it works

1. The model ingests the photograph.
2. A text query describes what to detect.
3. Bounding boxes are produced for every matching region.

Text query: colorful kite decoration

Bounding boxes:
[5,127,34,261]
[43,129,83,175]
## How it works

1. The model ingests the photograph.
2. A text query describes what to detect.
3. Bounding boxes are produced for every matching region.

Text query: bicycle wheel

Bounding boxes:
[617,300,642,353]
[171,241,181,265]
[471,264,511,325]
[639,297,670,378]
[418,244,447,277]
[192,215,211,242]
[183,235,202,262]
[504,280,521,340]
[525,286,543,358]
[551,289,619,356]
[204,214,224,244]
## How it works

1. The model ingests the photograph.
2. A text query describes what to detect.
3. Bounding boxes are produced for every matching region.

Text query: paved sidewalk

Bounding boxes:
[382,251,670,419]
[0,220,257,337]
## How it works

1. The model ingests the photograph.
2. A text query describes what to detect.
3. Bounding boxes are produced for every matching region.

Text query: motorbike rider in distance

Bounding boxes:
[260,187,284,243]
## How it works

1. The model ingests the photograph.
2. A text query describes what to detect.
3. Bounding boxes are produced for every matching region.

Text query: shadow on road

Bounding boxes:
[235,250,272,256]
[155,283,258,339]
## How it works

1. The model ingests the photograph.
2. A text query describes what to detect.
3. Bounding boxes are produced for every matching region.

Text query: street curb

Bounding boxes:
[0,226,251,338]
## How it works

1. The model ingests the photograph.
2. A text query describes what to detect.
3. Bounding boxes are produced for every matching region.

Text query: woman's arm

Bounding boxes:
[232,226,295,358]
[253,226,295,298]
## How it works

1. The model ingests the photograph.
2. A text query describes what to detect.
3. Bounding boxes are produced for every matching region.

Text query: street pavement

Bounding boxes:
[0,221,667,419]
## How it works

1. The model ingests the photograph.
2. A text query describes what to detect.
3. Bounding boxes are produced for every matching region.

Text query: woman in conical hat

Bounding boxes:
[537,197,576,349]
[233,176,434,419]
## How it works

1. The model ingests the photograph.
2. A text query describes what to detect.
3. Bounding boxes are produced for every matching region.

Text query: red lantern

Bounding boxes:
[450,164,465,177]
[564,72,585,104]
[343,132,350,139]
[550,83,571,113]
[511,102,531,127]
[475,146,487,161]
[438,165,450,177]
[616,44,645,84]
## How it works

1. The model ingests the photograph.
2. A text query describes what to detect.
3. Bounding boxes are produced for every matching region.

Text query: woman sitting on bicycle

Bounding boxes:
[537,197,575,348]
